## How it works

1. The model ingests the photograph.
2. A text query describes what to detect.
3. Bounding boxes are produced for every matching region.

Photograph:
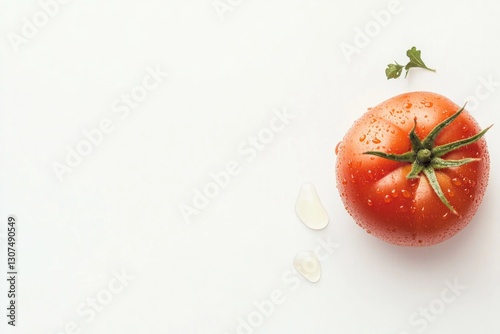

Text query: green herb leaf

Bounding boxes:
[385,63,404,80]
[404,47,436,78]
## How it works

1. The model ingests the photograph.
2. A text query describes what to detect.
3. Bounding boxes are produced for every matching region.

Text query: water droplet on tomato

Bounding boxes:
[462,125,469,132]
[293,251,321,283]
[451,177,462,186]
[400,119,406,124]
[367,199,373,206]
[359,134,366,142]
[464,188,470,194]
[404,102,412,109]
[391,189,398,198]
[469,180,477,188]
[295,183,329,230]
[372,137,381,144]
[418,240,423,244]
[370,118,377,123]
[384,195,392,203]
[367,230,372,234]
[442,212,449,220]
[425,102,433,107]
[335,142,341,155]
[410,206,416,213]
[447,189,455,198]
[375,188,382,194]
[350,174,356,183]
[341,178,347,185]
[401,189,410,198]
[399,205,408,212]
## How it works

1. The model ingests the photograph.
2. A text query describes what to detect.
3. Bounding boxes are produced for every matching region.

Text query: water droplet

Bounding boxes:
[372,138,381,144]
[293,251,321,283]
[421,101,433,107]
[469,180,477,188]
[359,134,366,142]
[347,160,353,168]
[464,188,470,194]
[375,188,382,195]
[350,174,356,183]
[295,183,329,230]
[418,240,423,244]
[401,189,410,198]
[443,212,449,220]
[400,119,406,124]
[335,142,341,155]
[367,199,373,206]
[451,178,462,186]
[410,206,416,213]
[447,189,455,198]
[462,125,469,132]
[367,230,372,234]
[384,195,392,203]
[399,205,408,212]
[404,102,412,109]
[370,118,377,123]
[341,178,347,185]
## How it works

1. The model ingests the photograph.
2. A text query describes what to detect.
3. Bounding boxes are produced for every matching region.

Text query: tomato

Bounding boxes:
[335,91,490,246]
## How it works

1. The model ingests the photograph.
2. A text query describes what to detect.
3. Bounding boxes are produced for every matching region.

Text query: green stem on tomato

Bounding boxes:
[363,104,491,215]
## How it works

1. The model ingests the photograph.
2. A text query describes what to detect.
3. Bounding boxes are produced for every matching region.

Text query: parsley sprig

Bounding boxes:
[386,47,435,79]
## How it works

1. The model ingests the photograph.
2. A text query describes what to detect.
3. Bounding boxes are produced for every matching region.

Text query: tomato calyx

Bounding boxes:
[363,104,492,215]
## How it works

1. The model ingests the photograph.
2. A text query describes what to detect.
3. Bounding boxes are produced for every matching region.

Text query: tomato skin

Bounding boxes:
[335,91,490,246]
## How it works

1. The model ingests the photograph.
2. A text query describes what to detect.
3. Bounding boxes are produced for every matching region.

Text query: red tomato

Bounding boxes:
[335,91,490,246]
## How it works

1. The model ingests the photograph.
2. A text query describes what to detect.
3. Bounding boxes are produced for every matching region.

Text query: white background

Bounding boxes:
[1,0,500,333]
